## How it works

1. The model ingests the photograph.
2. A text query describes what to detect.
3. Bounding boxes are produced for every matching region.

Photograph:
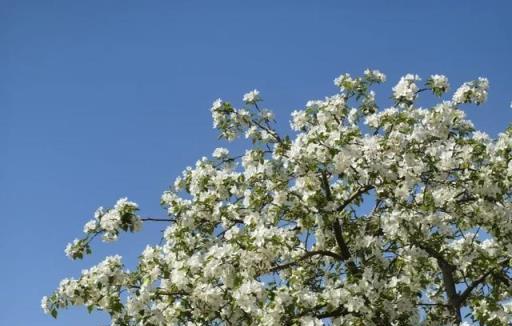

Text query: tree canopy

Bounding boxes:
[43,70,512,325]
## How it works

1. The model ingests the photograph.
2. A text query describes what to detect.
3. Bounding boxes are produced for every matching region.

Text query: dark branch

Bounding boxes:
[336,185,374,213]
[267,250,343,273]
[140,217,175,222]
[315,305,351,319]
[457,258,510,305]
[414,242,460,322]
[320,172,373,275]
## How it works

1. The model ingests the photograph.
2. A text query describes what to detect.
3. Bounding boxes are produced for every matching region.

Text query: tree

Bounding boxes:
[43,70,512,325]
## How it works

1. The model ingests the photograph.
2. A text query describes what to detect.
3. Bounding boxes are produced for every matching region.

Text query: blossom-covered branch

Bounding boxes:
[44,70,512,325]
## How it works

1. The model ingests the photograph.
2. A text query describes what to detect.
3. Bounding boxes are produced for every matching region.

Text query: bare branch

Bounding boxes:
[140,217,176,222]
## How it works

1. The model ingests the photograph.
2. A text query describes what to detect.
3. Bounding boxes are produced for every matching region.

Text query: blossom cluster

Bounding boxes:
[392,73,420,105]
[426,74,449,96]
[42,255,127,319]
[452,77,489,105]
[210,92,278,144]
[64,198,141,260]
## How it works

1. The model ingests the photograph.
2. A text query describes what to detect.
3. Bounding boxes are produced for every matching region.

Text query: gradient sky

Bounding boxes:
[1,1,511,325]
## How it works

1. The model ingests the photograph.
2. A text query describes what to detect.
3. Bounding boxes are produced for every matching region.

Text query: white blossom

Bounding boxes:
[392,73,420,104]
[364,68,386,83]
[212,147,229,159]
[243,89,261,104]
[452,77,489,105]
[427,74,449,96]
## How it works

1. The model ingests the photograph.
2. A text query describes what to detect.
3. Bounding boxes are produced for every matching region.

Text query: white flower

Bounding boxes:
[452,84,471,104]
[149,266,161,280]
[114,197,138,212]
[260,108,274,121]
[41,296,50,314]
[428,74,449,96]
[392,74,420,103]
[99,210,121,233]
[473,131,489,142]
[211,98,223,111]
[334,73,355,89]
[171,268,187,289]
[83,219,98,234]
[344,295,365,312]
[233,280,264,313]
[243,89,261,104]
[245,125,260,140]
[291,110,308,131]
[64,238,88,260]
[452,77,489,105]
[364,69,386,83]
[300,316,323,326]
[212,147,229,159]
[94,206,105,219]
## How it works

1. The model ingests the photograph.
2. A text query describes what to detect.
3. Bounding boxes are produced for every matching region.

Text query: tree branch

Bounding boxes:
[412,241,461,322]
[320,172,373,275]
[140,217,175,222]
[457,258,510,305]
[267,250,343,273]
[336,185,374,213]
[315,305,351,319]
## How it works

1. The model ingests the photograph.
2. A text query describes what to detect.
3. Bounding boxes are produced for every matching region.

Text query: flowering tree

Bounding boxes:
[43,70,512,325]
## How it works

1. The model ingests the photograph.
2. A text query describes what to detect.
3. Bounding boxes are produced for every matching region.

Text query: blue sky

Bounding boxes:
[1,1,511,325]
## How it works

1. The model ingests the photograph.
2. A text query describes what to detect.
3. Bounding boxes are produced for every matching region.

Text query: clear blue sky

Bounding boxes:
[1,1,511,325]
